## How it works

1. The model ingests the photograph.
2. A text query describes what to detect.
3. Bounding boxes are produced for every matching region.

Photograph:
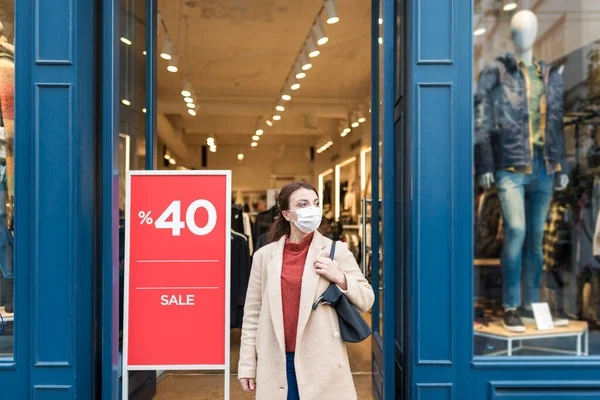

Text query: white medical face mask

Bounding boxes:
[289,205,322,233]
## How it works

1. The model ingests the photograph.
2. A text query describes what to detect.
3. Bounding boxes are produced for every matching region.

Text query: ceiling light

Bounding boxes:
[164,154,171,160]
[184,97,193,103]
[290,77,300,91]
[341,131,348,137]
[256,129,264,136]
[120,37,132,45]
[160,37,173,60]
[266,119,273,127]
[306,36,320,58]
[294,62,306,79]
[378,37,383,45]
[252,135,260,141]
[181,81,192,97]
[474,27,486,36]
[276,100,285,112]
[121,99,131,106]
[344,127,351,134]
[378,18,383,25]
[299,51,312,70]
[324,0,339,24]
[142,107,147,113]
[357,108,366,123]
[186,103,196,108]
[209,146,217,153]
[143,50,147,55]
[207,136,215,145]
[350,112,360,128]
[169,158,176,165]
[167,55,179,73]
[503,0,517,11]
[282,93,292,101]
[312,18,328,46]
[273,115,282,121]
[237,153,244,161]
[188,109,196,116]
[251,142,258,147]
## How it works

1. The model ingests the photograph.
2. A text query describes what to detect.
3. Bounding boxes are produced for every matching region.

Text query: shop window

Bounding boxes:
[474,1,600,357]
[0,0,14,360]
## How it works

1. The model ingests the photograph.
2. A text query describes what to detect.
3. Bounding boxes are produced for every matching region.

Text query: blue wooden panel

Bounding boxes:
[417,383,453,400]
[416,84,453,366]
[35,0,73,64]
[417,0,453,64]
[33,385,72,400]
[33,84,73,366]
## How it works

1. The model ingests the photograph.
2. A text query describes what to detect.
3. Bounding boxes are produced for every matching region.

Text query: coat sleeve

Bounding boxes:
[474,63,499,176]
[335,242,375,313]
[238,250,264,379]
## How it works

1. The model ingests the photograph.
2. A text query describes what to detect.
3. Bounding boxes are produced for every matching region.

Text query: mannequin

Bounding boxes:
[474,10,569,332]
[0,21,14,313]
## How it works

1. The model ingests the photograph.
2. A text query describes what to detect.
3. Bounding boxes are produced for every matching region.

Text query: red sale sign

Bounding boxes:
[122,171,231,395]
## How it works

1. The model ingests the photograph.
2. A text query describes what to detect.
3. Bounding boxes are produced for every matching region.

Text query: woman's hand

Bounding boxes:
[314,255,347,289]
[240,378,256,392]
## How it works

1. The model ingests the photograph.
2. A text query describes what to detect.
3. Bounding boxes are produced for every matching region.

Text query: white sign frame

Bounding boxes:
[122,170,232,400]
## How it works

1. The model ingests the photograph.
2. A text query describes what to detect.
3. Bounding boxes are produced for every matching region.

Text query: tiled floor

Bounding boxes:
[154,328,374,399]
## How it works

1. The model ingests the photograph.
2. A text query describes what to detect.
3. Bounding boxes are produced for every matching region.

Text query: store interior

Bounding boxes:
[117,0,380,398]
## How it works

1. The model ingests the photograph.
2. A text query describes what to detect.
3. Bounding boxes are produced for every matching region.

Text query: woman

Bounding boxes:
[238,182,374,399]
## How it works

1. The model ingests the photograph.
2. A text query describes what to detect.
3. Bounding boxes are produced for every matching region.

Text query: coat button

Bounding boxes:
[339,362,345,368]
[333,332,340,338]
[280,385,285,390]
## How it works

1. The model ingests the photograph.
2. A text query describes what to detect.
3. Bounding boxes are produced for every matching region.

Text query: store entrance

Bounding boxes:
[112,0,400,399]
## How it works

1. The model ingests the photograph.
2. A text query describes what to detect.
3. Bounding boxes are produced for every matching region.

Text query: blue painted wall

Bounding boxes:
[0,0,97,397]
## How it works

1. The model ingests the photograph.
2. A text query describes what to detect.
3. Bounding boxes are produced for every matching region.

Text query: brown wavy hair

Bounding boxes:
[267,181,318,243]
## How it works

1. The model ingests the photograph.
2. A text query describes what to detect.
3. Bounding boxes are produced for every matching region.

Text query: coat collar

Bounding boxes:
[267,231,330,352]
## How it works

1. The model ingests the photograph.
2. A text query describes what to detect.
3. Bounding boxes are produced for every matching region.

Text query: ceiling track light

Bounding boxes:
[167,55,179,73]
[312,17,328,46]
[184,96,194,103]
[503,0,517,11]
[357,107,366,123]
[252,135,260,141]
[120,36,132,46]
[251,142,258,147]
[237,153,244,161]
[306,36,320,58]
[160,37,173,60]
[299,51,312,71]
[188,109,197,116]
[266,119,273,127]
[276,100,285,112]
[256,129,264,136]
[290,76,301,91]
[273,114,282,121]
[186,102,195,108]
[181,80,192,97]
[324,0,339,24]
[294,62,306,79]
[474,15,486,36]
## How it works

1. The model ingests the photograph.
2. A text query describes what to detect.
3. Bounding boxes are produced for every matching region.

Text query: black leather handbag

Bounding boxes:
[312,241,372,343]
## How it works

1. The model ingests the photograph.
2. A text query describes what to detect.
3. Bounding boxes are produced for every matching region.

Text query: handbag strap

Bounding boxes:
[329,241,336,260]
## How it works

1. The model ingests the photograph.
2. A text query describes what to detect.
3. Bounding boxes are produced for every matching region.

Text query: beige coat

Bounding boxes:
[238,231,375,400]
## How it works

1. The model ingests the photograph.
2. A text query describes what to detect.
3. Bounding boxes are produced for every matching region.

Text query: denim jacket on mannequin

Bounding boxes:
[474,53,567,176]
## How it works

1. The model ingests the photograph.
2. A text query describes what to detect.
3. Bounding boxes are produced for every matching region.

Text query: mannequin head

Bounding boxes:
[511,10,538,52]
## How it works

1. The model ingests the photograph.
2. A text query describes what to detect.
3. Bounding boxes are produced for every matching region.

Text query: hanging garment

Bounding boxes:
[242,212,254,255]
[253,206,278,247]
[474,189,504,259]
[577,203,600,270]
[543,201,572,272]
[231,231,251,329]
[231,204,245,235]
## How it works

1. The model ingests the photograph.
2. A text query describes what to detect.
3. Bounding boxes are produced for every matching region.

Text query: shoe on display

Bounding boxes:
[502,309,526,333]
[518,306,569,327]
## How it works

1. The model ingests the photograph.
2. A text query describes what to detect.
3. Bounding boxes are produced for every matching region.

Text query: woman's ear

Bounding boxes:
[281,210,290,221]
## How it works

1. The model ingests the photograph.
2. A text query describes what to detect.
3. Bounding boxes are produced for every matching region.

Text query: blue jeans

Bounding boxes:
[286,352,300,400]
[495,149,554,308]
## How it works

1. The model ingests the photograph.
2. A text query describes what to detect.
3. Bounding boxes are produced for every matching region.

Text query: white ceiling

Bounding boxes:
[156,0,372,154]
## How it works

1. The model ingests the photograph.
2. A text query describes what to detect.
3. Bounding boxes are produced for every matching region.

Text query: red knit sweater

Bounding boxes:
[281,233,313,352]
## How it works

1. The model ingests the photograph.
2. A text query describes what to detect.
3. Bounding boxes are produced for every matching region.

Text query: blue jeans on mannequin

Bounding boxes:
[495,148,554,309]
[286,352,300,400]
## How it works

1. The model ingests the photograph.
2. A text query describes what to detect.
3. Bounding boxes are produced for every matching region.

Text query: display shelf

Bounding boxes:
[475,320,588,356]
[0,306,13,322]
